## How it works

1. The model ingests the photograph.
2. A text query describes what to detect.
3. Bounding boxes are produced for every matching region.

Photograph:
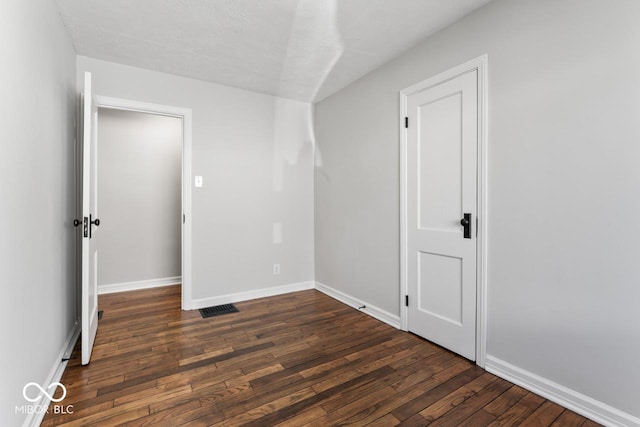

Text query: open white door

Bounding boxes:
[404,68,479,361]
[81,72,99,365]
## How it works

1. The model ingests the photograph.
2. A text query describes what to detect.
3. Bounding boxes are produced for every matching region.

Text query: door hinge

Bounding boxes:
[405,117,409,128]
[405,295,409,307]
[183,214,185,224]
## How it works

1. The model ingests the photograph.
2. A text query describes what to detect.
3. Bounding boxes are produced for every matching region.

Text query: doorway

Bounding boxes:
[97,108,182,293]
[94,96,193,310]
[400,56,488,365]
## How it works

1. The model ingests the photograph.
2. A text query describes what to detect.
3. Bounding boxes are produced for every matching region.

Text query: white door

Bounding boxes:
[81,71,99,365]
[405,69,478,360]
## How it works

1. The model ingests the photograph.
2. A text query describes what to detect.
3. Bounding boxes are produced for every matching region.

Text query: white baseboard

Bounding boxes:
[24,322,80,427]
[190,281,315,310]
[98,276,181,295]
[485,355,640,427]
[314,281,401,329]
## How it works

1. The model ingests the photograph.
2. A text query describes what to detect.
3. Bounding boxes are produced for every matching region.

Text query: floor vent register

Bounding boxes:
[199,304,239,318]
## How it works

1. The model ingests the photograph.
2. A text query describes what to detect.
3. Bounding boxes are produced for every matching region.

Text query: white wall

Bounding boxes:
[78,56,315,303]
[0,1,77,426]
[98,108,182,288]
[314,0,640,421]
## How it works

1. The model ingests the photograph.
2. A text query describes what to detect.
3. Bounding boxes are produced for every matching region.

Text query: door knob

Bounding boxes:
[73,219,81,227]
[460,213,471,239]
[89,215,100,239]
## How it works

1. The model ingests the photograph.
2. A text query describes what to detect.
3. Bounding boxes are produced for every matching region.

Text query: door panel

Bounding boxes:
[81,71,99,365]
[406,69,478,360]
[418,93,462,233]
[418,251,462,325]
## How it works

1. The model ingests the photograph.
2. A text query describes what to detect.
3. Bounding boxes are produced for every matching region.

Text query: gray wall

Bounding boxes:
[0,0,77,425]
[314,0,640,418]
[97,108,182,287]
[78,56,315,302]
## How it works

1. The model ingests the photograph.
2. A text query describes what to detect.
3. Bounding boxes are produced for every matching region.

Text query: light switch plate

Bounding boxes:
[195,176,203,187]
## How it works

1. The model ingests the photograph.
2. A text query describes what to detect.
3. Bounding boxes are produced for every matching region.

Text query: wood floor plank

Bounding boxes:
[366,413,402,427]
[457,408,497,426]
[519,400,566,427]
[214,387,317,426]
[551,410,591,427]
[308,385,398,426]
[124,400,203,427]
[331,376,442,426]
[399,413,431,427]
[426,377,512,427]
[42,285,598,426]
[487,391,546,427]
[273,406,327,426]
[419,385,476,422]
[391,367,485,421]
[482,384,529,417]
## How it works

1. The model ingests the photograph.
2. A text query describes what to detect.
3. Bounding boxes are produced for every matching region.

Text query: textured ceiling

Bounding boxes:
[56,0,493,102]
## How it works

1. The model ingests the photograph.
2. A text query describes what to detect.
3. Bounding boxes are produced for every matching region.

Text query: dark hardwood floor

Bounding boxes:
[43,285,598,426]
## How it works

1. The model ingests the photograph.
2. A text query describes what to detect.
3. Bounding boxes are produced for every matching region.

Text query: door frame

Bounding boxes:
[93,95,194,310]
[399,55,488,367]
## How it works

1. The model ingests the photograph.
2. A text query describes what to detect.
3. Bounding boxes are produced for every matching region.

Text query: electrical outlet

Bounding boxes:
[273,264,280,275]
